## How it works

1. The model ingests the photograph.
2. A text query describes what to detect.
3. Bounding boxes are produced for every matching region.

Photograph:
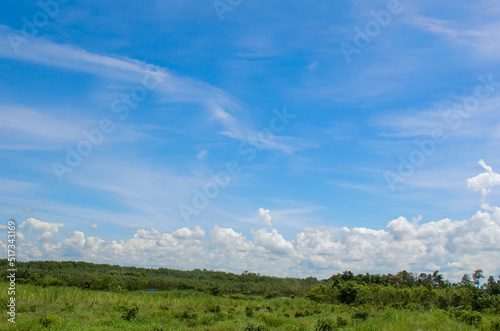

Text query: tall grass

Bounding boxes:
[1,283,497,330]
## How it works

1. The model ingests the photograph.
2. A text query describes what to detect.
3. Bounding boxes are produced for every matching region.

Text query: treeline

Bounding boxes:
[0,260,318,296]
[307,270,500,312]
[1,260,499,312]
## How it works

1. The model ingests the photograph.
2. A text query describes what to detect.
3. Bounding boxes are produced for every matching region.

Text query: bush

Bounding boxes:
[337,315,348,327]
[490,319,500,331]
[338,282,358,305]
[315,317,336,331]
[178,308,198,320]
[122,306,138,321]
[246,306,254,317]
[295,309,313,317]
[352,310,370,320]
[260,312,286,327]
[453,310,481,325]
[438,295,449,309]
[205,304,221,313]
[264,291,278,299]
[246,323,268,331]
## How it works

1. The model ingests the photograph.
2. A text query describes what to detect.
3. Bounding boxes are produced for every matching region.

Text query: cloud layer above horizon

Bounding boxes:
[2,162,499,281]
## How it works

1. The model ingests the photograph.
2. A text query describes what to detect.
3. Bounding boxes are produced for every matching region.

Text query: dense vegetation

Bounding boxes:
[1,260,500,330]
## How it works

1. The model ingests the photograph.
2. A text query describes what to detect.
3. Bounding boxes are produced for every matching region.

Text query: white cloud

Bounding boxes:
[19,218,64,238]
[467,160,500,198]
[172,226,205,239]
[258,208,272,226]
[253,228,295,255]
[210,226,255,251]
[2,189,500,281]
[89,223,99,229]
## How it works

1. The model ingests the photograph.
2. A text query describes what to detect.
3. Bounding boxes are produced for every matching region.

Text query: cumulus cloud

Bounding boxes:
[1,173,500,281]
[467,160,500,198]
[252,228,295,255]
[19,218,63,239]
[172,226,205,240]
[258,208,272,226]
[89,223,98,229]
[210,226,255,251]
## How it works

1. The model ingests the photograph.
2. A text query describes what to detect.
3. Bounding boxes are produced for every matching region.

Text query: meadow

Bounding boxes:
[1,260,499,330]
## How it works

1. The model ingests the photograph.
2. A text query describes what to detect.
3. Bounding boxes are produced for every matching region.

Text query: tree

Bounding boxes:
[461,274,473,287]
[337,281,358,305]
[486,275,500,295]
[432,270,445,288]
[472,269,484,288]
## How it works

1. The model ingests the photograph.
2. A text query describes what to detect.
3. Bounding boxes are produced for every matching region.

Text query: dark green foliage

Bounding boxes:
[246,323,268,331]
[438,295,449,309]
[314,317,336,331]
[264,291,278,299]
[245,306,254,317]
[351,310,370,320]
[205,304,221,313]
[178,308,197,320]
[337,282,358,305]
[294,309,313,317]
[0,259,318,297]
[452,309,482,325]
[336,316,348,327]
[121,306,138,321]
[490,318,500,330]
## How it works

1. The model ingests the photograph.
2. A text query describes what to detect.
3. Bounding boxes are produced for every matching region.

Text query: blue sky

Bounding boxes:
[0,0,499,280]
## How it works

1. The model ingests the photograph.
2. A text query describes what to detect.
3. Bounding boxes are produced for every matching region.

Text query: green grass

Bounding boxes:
[1,283,497,330]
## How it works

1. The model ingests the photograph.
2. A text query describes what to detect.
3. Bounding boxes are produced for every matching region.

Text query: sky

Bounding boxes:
[0,0,499,281]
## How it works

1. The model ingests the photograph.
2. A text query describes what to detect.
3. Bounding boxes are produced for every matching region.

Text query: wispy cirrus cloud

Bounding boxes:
[0,24,304,154]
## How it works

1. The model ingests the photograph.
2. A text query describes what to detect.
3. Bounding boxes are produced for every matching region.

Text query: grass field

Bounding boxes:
[2,283,499,330]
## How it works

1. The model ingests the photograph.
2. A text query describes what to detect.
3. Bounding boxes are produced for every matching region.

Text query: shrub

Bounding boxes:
[315,317,336,331]
[452,310,481,325]
[264,291,278,299]
[490,319,500,331]
[260,312,286,327]
[178,308,198,320]
[205,304,221,313]
[338,282,358,305]
[246,323,268,331]
[295,309,313,317]
[352,310,370,320]
[337,315,348,327]
[209,285,221,296]
[122,306,138,321]
[246,306,254,317]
